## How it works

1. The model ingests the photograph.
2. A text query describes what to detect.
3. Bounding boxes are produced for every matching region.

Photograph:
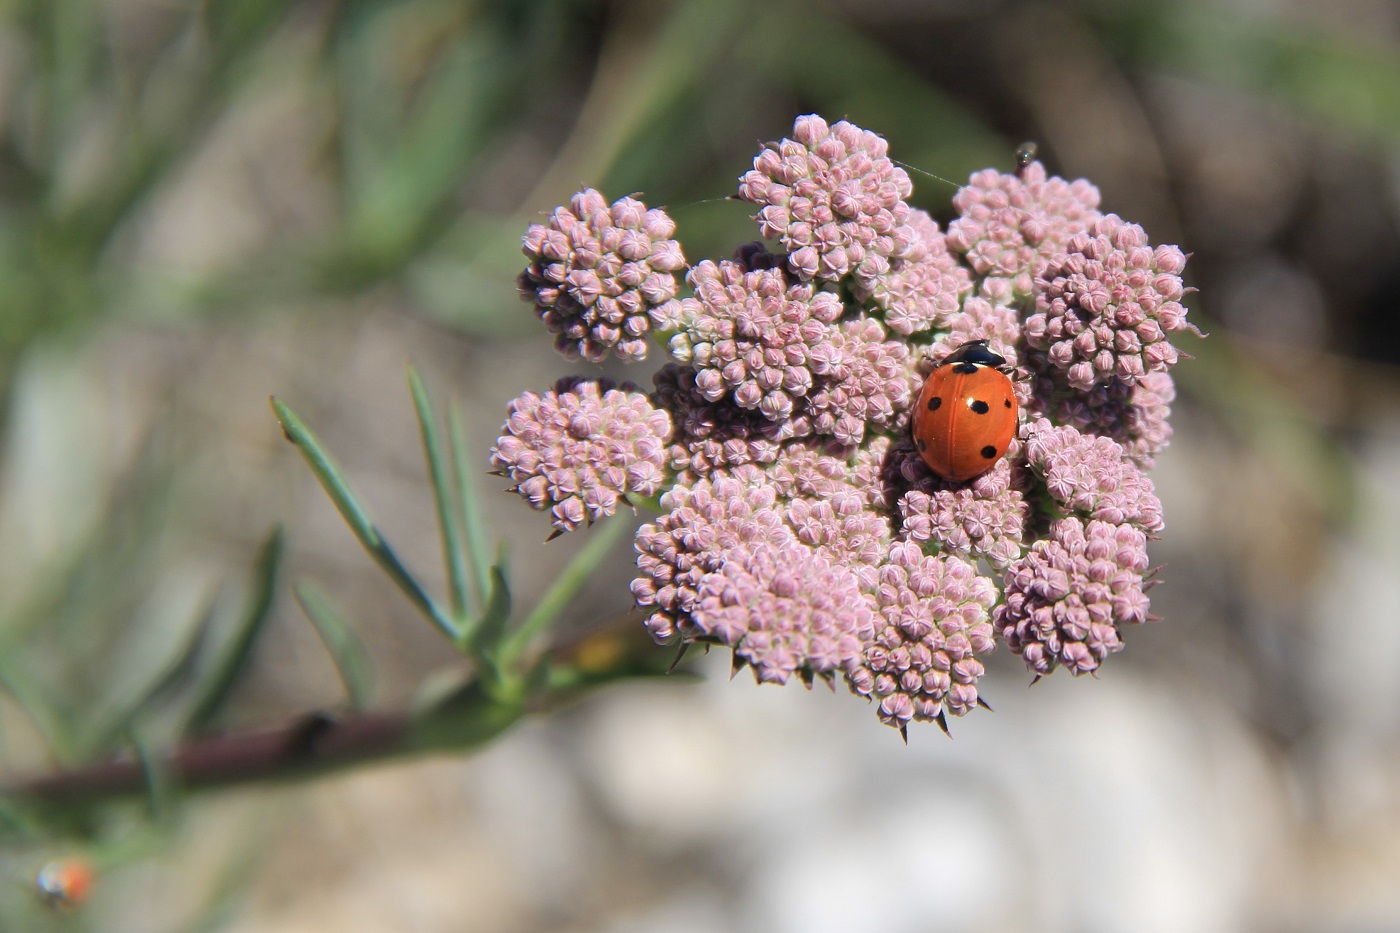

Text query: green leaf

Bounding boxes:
[270,396,459,640]
[131,729,177,826]
[449,401,492,616]
[337,6,523,272]
[295,581,376,711]
[184,527,284,735]
[522,650,553,701]
[408,365,470,623]
[463,558,512,659]
[496,518,630,672]
[0,797,46,843]
[81,593,219,754]
[0,647,77,765]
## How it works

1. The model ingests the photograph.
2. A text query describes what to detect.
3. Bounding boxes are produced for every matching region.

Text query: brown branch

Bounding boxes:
[4,710,414,805]
[0,619,676,809]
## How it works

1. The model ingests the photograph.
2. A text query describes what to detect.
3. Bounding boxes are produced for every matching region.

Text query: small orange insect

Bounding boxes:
[36,857,95,908]
[912,340,1018,482]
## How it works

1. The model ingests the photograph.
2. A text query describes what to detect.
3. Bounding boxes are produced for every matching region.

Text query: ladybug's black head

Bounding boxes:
[943,339,1007,370]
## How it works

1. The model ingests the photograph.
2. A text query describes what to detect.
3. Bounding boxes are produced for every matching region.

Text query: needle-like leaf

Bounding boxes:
[408,366,470,623]
[184,528,284,735]
[295,581,376,711]
[270,397,458,640]
[497,518,629,672]
[449,401,492,616]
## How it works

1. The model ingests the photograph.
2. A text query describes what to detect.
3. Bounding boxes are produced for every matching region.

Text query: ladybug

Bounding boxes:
[36,857,95,909]
[912,340,1018,482]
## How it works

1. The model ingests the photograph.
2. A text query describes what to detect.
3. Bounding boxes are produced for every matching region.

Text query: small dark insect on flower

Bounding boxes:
[1015,141,1039,170]
[496,116,1199,736]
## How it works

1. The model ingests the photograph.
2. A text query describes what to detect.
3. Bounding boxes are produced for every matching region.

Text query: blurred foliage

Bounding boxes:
[0,363,669,928]
[0,0,1013,374]
[1092,2,1400,144]
[0,0,1397,927]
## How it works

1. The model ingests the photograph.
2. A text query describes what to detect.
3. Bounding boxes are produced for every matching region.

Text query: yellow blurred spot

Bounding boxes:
[573,633,625,673]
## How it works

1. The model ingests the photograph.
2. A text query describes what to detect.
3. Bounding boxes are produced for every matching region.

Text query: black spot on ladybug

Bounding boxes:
[917,439,927,452]
[1004,399,1012,408]
[927,396,942,411]
[980,445,997,459]
[968,399,989,414]
[953,362,978,375]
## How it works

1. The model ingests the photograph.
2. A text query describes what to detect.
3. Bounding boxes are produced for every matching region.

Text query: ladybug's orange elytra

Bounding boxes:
[912,341,1018,482]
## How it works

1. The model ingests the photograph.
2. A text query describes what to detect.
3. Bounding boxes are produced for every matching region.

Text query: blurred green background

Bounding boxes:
[2,0,1400,930]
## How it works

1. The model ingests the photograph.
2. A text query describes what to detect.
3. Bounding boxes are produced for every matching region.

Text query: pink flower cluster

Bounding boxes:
[802,317,915,446]
[498,115,1200,735]
[849,543,998,728]
[946,161,1102,296]
[738,115,916,283]
[997,518,1152,677]
[1022,420,1164,531]
[993,420,1164,673]
[852,210,971,336]
[668,259,844,421]
[669,255,918,447]
[490,378,671,533]
[519,189,686,362]
[631,465,886,685]
[1054,372,1175,469]
[651,363,786,485]
[898,457,1027,570]
[1026,214,1197,392]
[695,540,875,684]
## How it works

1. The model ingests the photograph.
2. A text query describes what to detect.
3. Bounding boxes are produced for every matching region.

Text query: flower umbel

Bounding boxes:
[995,518,1152,677]
[898,457,1028,569]
[847,544,998,729]
[496,115,1197,736]
[738,114,915,284]
[668,259,844,421]
[1053,371,1176,469]
[519,188,686,363]
[946,160,1101,296]
[1026,214,1198,392]
[855,210,971,336]
[1022,419,1163,532]
[492,378,672,534]
[694,539,875,685]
